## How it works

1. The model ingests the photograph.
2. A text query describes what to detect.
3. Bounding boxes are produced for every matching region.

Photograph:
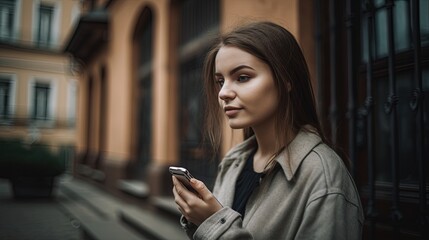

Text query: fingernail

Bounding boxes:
[190,178,196,184]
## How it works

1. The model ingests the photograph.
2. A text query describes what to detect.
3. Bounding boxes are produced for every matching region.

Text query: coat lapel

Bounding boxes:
[215,137,257,207]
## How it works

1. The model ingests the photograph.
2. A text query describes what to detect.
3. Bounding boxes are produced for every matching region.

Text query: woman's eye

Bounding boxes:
[237,75,250,82]
[216,79,224,87]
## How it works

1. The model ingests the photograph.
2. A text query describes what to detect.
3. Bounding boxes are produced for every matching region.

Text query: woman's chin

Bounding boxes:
[227,120,247,129]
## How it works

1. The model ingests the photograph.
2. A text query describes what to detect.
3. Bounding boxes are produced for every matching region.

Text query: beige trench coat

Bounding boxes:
[182,129,364,239]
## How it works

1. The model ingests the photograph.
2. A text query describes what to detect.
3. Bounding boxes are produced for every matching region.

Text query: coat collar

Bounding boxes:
[276,129,322,181]
[221,127,322,181]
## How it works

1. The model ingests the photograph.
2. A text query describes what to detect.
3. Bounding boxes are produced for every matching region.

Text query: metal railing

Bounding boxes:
[314,0,428,239]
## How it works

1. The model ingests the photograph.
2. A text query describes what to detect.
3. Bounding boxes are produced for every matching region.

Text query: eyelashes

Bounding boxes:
[237,75,250,82]
[215,75,251,88]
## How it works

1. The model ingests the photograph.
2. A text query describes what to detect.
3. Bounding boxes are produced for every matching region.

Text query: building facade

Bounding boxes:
[66,0,312,193]
[0,0,79,157]
[66,0,428,239]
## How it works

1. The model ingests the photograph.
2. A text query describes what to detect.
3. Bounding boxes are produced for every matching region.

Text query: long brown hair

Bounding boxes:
[203,21,328,159]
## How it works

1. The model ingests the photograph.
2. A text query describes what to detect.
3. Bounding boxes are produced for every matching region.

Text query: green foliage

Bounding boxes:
[0,138,66,178]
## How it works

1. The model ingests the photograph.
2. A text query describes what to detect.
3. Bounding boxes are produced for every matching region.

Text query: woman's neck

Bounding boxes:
[252,123,297,173]
[252,124,279,173]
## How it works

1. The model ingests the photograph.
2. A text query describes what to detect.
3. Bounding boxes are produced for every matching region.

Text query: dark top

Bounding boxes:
[232,151,264,217]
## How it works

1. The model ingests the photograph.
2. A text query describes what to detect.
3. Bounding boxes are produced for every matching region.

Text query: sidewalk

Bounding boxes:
[57,175,188,240]
[0,178,82,240]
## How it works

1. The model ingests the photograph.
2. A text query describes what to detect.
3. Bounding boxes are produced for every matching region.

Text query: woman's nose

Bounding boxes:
[218,83,236,101]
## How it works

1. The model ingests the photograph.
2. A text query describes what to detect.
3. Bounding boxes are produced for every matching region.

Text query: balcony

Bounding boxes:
[64,9,109,63]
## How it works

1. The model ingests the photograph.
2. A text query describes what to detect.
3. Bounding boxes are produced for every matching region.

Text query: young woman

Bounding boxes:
[172,21,364,239]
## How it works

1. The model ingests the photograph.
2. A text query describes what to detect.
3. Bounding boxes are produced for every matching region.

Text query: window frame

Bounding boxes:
[357,1,429,187]
[37,4,53,46]
[33,82,50,120]
[28,77,56,127]
[32,0,61,48]
[0,0,21,41]
[177,0,220,188]
[0,73,16,125]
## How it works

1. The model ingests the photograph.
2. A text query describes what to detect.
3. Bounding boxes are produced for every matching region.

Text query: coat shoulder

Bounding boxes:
[298,143,360,205]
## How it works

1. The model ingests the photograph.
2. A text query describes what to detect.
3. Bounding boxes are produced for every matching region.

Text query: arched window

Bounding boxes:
[131,7,153,179]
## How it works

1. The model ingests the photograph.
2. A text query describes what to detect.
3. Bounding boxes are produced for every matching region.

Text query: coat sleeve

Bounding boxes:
[180,215,198,239]
[295,192,363,240]
[193,207,254,240]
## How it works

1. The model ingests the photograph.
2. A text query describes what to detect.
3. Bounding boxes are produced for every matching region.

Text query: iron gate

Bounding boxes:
[314,0,428,239]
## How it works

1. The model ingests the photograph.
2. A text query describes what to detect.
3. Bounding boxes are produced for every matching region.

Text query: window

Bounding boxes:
[361,0,429,62]
[315,0,429,238]
[28,78,56,126]
[0,74,15,124]
[180,0,219,46]
[178,0,219,188]
[37,4,53,47]
[33,82,50,120]
[0,0,15,39]
[358,0,429,184]
[132,7,153,178]
[0,78,10,119]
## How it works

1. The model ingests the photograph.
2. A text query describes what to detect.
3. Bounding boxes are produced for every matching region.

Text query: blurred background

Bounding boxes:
[0,0,428,239]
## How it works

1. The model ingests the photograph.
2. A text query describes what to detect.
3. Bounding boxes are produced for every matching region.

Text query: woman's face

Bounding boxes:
[215,46,278,130]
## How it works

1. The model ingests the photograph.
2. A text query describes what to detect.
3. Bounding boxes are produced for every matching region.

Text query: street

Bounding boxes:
[0,178,82,240]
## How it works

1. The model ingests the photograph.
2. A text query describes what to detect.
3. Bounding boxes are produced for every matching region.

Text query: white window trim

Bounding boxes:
[67,78,77,127]
[71,1,81,28]
[28,76,57,127]
[31,0,61,48]
[0,73,17,125]
[12,0,21,41]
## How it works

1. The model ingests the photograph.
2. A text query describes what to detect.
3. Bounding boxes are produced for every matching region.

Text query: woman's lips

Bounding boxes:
[224,107,242,117]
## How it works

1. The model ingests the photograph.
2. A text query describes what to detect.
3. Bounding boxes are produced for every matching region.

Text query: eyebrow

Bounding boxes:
[214,65,255,77]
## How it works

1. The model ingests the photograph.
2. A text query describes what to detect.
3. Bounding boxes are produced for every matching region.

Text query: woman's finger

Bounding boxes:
[172,176,222,226]
[190,178,216,202]
[172,180,188,206]
[173,186,187,212]
[172,176,198,201]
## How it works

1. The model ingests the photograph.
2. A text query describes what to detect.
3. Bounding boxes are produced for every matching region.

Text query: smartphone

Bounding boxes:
[169,166,197,193]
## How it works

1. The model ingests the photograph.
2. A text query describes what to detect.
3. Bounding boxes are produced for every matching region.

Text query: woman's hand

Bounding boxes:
[172,176,223,226]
